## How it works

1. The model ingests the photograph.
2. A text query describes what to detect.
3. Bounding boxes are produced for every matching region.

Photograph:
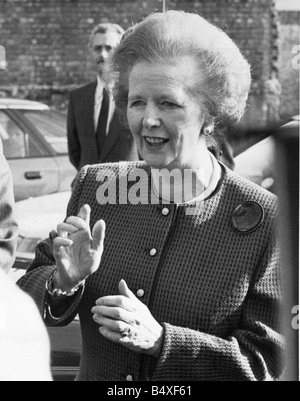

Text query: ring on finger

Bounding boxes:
[121,325,133,339]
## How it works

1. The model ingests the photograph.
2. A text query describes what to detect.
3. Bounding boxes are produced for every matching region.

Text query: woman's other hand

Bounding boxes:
[53,204,106,291]
[92,280,164,358]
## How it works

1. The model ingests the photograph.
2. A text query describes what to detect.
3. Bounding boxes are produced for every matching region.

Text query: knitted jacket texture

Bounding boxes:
[18,161,283,381]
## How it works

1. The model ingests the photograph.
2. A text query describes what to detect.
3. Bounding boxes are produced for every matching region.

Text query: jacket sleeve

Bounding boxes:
[0,139,18,272]
[17,166,89,326]
[67,92,81,170]
[150,227,284,381]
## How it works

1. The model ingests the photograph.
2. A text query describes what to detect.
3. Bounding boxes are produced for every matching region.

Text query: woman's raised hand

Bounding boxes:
[53,204,106,291]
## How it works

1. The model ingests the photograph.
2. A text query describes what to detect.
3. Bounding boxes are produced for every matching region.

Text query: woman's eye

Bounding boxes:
[161,101,179,108]
[130,100,145,108]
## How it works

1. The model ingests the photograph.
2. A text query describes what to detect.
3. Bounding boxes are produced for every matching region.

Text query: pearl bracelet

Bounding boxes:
[46,270,84,298]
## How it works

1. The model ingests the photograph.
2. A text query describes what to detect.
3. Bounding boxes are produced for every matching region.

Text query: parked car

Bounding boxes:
[234,136,276,191]
[234,115,299,193]
[15,191,72,254]
[0,98,76,201]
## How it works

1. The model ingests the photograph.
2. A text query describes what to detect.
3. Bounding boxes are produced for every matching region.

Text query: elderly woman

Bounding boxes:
[18,11,283,381]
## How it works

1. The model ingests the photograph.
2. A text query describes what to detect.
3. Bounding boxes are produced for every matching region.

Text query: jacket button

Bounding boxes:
[126,375,133,381]
[150,248,157,257]
[162,207,170,216]
[137,289,145,298]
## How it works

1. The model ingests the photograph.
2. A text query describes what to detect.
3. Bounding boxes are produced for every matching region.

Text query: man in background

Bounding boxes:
[67,23,139,171]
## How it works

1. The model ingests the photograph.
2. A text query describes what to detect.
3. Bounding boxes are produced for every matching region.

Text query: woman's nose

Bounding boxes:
[142,105,161,129]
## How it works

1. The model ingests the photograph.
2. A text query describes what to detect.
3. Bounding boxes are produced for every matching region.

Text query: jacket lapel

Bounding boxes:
[82,82,97,137]
[99,107,122,163]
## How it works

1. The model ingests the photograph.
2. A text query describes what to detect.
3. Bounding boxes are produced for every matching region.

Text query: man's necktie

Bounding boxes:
[96,88,109,160]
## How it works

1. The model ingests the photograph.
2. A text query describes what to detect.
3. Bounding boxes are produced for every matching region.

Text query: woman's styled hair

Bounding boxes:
[109,11,251,128]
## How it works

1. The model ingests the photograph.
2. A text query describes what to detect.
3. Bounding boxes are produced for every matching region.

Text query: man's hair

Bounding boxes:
[110,11,251,129]
[89,23,125,48]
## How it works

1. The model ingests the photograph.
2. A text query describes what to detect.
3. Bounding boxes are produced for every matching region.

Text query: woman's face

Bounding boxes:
[127,57,208,170]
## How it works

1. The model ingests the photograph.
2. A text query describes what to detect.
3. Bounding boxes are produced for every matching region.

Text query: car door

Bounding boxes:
[0,109,60,201]
[19,109,77,193]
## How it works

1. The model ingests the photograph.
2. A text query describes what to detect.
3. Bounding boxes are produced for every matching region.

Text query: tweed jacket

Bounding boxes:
[0,139,18,272]
[18,161,283,381]
[67,82,139,170]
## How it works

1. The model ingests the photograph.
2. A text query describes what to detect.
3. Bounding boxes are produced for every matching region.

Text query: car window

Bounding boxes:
[21,110,68,155]
[0,111,44,159]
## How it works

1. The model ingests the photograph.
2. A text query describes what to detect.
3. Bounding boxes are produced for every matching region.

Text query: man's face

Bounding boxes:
[90,32,121,77]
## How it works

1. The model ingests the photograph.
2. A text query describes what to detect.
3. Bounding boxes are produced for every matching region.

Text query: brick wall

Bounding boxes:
[0,0,279,126]
[278,11,300,119]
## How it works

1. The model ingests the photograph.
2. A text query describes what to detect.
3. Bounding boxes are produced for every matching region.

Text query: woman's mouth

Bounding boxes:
[144,136,169,149]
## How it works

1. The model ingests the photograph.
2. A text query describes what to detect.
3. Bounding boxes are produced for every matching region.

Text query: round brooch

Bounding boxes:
[232,201,264,234]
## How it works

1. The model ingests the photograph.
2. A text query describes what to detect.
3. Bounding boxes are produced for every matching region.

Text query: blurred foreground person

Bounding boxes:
[67,22,139,171]
[0,139,51,381]
[0,269,52,381]
[0,138,18,272]
[18,11,283,381]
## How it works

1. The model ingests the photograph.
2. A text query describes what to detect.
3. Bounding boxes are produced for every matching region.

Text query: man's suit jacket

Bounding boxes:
[0,139,18,272]
[67,81,139,170]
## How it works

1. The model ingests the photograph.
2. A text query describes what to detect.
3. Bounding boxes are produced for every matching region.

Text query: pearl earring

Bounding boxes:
[203,127,212,137]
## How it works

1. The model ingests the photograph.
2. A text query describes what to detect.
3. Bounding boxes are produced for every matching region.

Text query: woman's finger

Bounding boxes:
[92,314,129,333]
[77,204,91,225]
[119,279,137,301]
[64,216,89,231]
[92,219,106,251]
[99,326,138,347]
[95,295,134,311]
[91,305,135,323]
[57,223,79,238]
[53,237,73,249]
[53,238,73,262]
[99,326,123,344]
